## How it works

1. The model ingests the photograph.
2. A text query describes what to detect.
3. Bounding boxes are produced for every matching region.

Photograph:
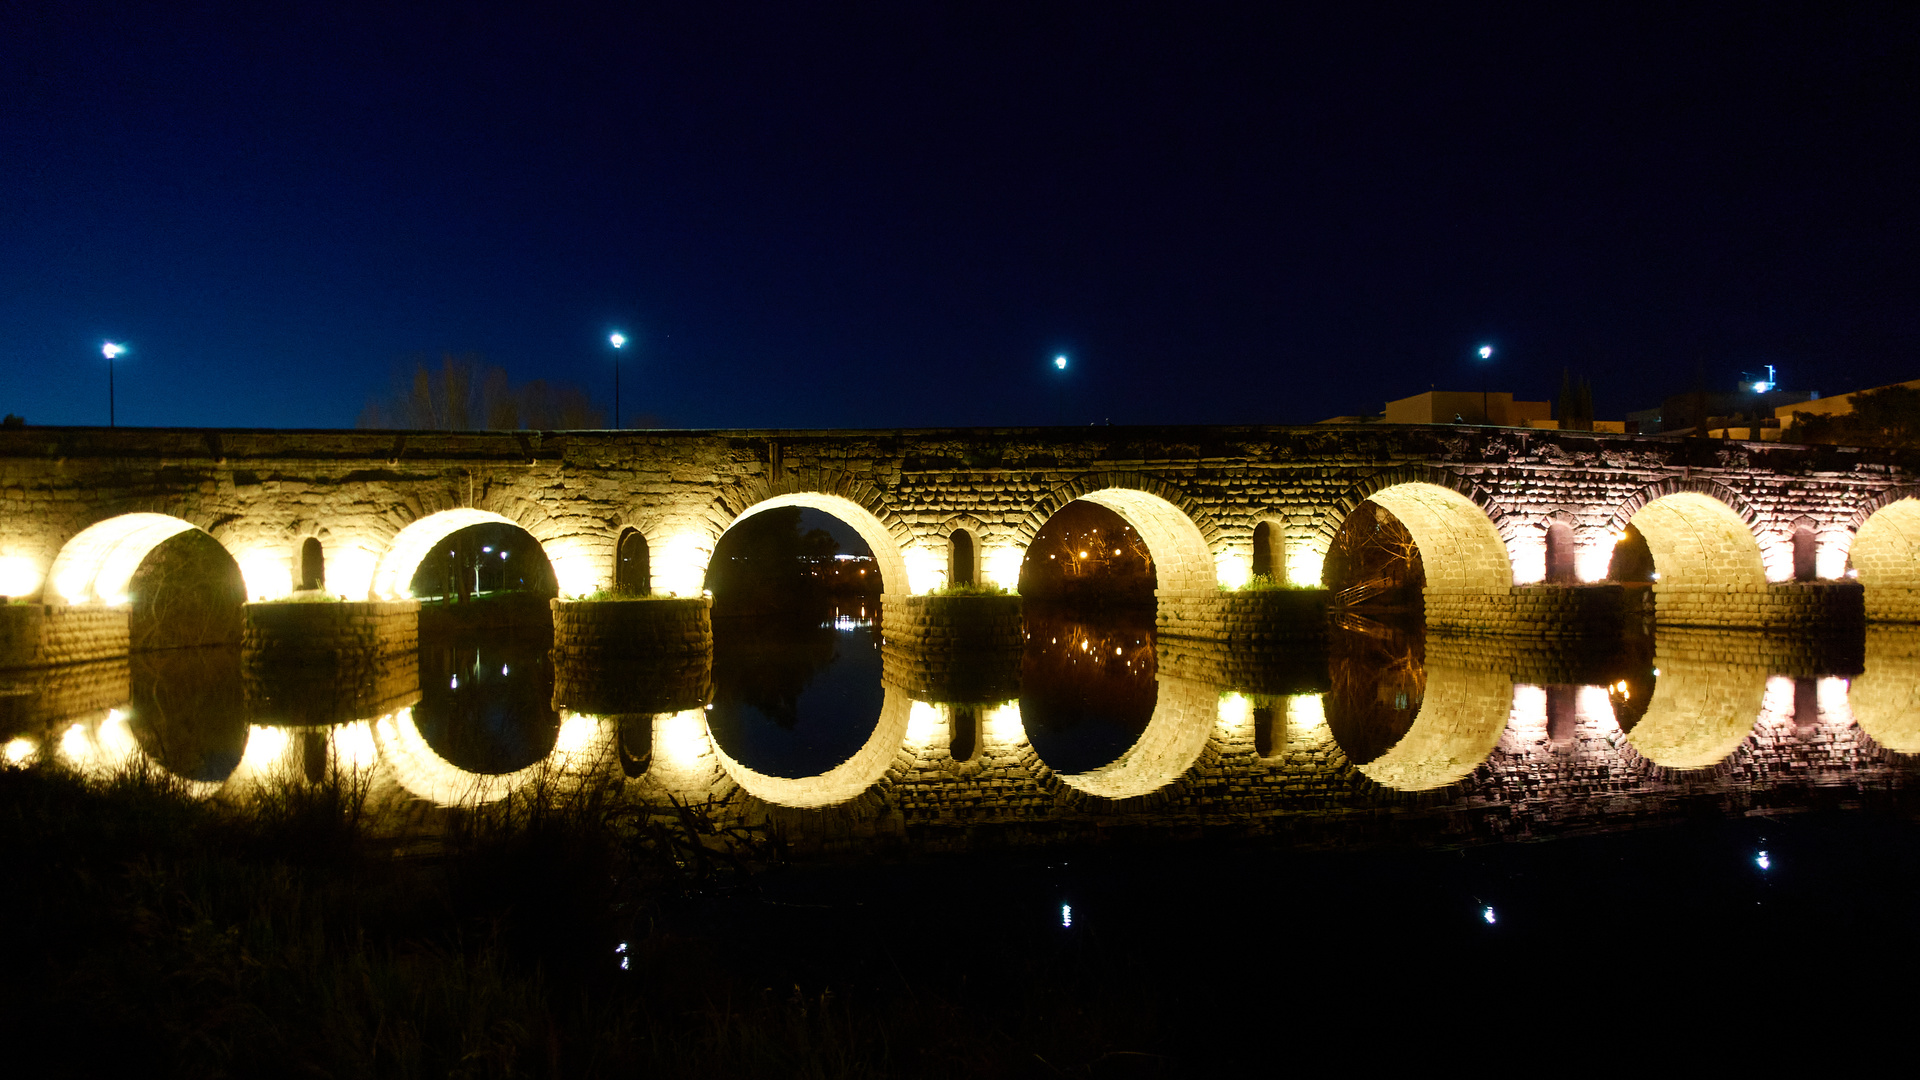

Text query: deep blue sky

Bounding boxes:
[4,3,1916,430]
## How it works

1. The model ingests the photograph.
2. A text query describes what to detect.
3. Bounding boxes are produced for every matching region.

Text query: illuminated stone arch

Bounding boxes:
[1847,489,1920,622]
[1315,466,1517,591]
[1350,648,1513,792]
[941,513,991,589]
[367,502,574,601]
[652,472,916,597]
[1618,651,1768,769]
[708,685,914,808]
[1601,479,1768,589]
[1047,672,1217,800]
[45,511,239,605]
[1010,473,1223,594]
[371,707,616,806]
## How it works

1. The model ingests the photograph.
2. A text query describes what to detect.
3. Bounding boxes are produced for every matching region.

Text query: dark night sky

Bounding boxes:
[3,3,1916,430]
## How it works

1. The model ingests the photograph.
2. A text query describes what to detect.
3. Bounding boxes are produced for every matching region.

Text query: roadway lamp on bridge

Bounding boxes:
[609,332,628,429]
[102,342,128,427]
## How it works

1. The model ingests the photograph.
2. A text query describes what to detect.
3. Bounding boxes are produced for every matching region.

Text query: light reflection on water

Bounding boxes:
[4,605,1920,837]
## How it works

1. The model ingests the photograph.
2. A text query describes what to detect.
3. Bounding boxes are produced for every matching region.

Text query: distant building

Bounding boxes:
[1625,387,1818,437]
[1318,389,1623,430]
[1775,377,1920,425]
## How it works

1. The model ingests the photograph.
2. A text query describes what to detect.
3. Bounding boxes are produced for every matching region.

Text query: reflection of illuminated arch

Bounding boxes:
[46,513,212,604]
[1014,474,1222,593]
[1852,628,1920,752]
[1051,673,1215,800]
[1849,492,1920,622]
[655,475,915,597]
[709,685,912,808]
[1621,655,1767,769]
[372,707,614,805]
[1353,658,1511,792]
[369,507,559,601]
[1603,481,1767,589]
[1320,468,1516,591]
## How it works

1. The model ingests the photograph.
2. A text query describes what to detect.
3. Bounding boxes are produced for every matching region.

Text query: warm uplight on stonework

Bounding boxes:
[1508,684,1549,737]
[1214,551,1252,590]
[326,546,379,600]
[1815,539,1847,581]
[652,533,713,597]
[47,513,198,604]
[331,720,379,772]
[1215,692,1252,734]
[0,555,43,597]
[1574,532,1617,583]
[236,549,294,600]
[5,737,38,766]
[1508,532,1547,585]
[982,545,1024,591]
[233,725,298,785]
[983,701,1025,747]
[545,542,604,599]
[1286,544,1325,589]
[903,545,945,595]
[654,709,713,772]
[905,701,943,746]
[1284,693,1327,740]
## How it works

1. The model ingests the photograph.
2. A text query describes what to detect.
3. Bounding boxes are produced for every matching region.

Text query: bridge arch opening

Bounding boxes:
[709,685,911,808]
[1020,489,1215,601]
[371,509,556,602]
[47,513,248,649]
[1324,483,1510,613]
[703,493,909,599]
[1851,498,1920,614]
[615,527,650,595]
[1611,492,1766,590]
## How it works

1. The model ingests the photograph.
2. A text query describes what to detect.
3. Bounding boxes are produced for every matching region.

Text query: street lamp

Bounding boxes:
[1054,354,1068,370]
[609,332,627,429]
[102,342,127,427]
[1476,344,1494,425]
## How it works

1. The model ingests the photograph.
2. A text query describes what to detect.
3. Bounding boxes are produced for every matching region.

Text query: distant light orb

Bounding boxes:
[102,342,126,359]
[609,332,627,349]
[1482,906,1497,925]
[1054,354,1068,370]
[1477,345,1493,360]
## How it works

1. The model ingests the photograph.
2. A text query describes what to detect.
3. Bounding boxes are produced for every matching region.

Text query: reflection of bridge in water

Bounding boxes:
[10,623,1920,853]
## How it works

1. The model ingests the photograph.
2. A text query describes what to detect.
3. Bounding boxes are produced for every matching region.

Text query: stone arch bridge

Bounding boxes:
[2,423,1917,664]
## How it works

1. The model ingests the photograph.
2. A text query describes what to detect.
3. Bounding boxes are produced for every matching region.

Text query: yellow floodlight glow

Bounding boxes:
[905,701,943,746]
[236,549,294,601]
[4,737,36,765]
[1216,692,1252,734]
[0,556,44,597]
[981,545,1024,591]
[1214,550,1252,590]
[45,513,199,604]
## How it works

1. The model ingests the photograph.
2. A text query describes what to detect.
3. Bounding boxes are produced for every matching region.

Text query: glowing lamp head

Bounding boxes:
[609,332,627,349]
[1053,354,1068,370]
[102,342,126,359]
[1477,345,1493,360]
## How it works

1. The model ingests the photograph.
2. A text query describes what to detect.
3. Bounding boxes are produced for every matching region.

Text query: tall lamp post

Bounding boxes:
[1477,344,1494,424]
[102,342,127,427]
[608,332,627,429]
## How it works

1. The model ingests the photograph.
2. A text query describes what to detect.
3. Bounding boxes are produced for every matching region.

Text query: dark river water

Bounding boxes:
[10,601,1920,1004]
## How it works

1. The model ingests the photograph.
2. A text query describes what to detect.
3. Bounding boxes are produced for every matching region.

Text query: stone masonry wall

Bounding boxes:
[1654,581,1864,632]
[2,424,1916,638]
[550,597,712,658]
[1425,583,1626,639]
[242,600,419,655]
[0,603,129,670]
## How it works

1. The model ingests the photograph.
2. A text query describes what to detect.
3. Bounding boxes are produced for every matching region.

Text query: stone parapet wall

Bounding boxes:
[1155,589,1329,644]
[0,604,130,670]
[1653,581,1863,631]
[550,597,713,659]
[1424,584,1625,639]
[880,594,1023,654]
[243,600,419,656]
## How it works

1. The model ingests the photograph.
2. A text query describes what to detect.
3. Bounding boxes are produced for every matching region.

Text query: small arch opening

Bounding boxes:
[1545,521,1577,584]
[948,705,981,763]
[949,529,977,587]
[616,528,651,595]
[1791,526,1818,582]
[1252,521,1279,582]
[298,537,325,591]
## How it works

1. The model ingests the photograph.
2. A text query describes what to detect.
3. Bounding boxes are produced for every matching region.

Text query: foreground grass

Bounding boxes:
[0,765,1170,1078]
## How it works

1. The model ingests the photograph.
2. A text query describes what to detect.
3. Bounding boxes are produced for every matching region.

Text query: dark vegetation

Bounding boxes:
[357,352,611,430]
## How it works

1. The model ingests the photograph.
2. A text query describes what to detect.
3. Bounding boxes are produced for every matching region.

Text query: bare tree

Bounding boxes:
[358,353,610,430]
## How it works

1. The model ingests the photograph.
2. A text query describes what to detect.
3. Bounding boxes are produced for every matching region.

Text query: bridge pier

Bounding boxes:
[0,603,129,670]
[880,593,1023,653]
[1153,589,1331,644]
[1652,581,1864,632]
[1423,584,1627,640]
[550,596,713,663]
